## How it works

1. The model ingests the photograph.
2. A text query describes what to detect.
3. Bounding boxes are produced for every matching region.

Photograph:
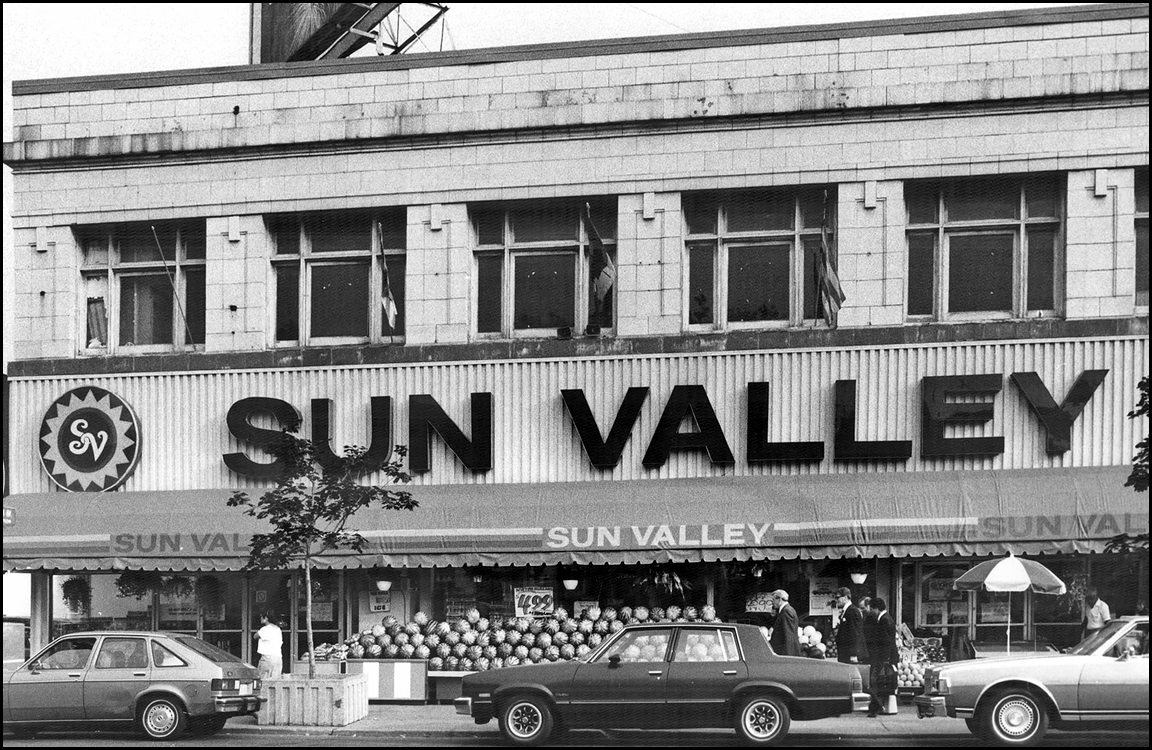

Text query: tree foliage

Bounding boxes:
[227,430,416,677]
[1125,375,1149,493]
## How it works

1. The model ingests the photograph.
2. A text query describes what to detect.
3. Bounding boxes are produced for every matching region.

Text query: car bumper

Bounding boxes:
[852,692,872,712]
[454,696,494,723]
[913,695,949,718]
[214,695,266,714]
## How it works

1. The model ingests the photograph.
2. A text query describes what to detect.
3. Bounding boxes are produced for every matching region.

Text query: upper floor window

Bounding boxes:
[1136,167,1148,308]
[79,221,206,352]
[906,175,1063,319]
[270,209,406,345]
[684,187,837,329]
[472,199,616,338]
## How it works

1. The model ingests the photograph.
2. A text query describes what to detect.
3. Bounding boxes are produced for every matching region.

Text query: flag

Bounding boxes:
[377,221,398,330]
[816,189,846,328]
[584,203,616,307]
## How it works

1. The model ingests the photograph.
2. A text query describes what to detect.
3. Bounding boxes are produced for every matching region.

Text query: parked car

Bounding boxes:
[455,621,869,746]
[3,631,265,739]
[914,615,1149,746]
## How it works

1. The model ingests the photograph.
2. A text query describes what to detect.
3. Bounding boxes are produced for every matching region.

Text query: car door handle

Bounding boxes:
[68,673,83,678]
[723,670,738,675]
[133,672,147,677]
[648,670,663,676]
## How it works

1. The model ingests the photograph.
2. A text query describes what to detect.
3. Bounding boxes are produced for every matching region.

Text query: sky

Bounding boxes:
[1,3,1094,613]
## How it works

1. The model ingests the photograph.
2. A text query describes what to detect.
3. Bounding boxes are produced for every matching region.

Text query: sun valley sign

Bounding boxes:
[221,370,1108,477]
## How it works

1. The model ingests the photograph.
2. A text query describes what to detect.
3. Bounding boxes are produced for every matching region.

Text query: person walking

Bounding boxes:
[769,589,801,656]
[863,597,897,717]
[1082,589,1111,639]
[254,611,283,679]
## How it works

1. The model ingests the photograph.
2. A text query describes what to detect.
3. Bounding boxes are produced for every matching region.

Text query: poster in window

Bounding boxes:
[311,601,334,621]
[924,601,946,625]
[928,578,956,601]
[809,577,839,615]
[369,592,391,613]
[948,602,970,625]
[981,603,1010,623]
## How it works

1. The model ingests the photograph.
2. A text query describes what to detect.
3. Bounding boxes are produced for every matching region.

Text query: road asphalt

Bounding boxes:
[224,702,970,740]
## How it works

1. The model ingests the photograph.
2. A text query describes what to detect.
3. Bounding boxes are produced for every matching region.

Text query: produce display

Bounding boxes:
[896,638,949,692]
[337,604,722,670]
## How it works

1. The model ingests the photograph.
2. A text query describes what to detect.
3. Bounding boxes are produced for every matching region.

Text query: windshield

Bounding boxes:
[173,635,244,664]
[1067,620,1128,655]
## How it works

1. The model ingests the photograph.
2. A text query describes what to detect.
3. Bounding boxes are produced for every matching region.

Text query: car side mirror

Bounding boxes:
[608,654,621,668]
[28,661,42,671]
[1116,650,1130,661]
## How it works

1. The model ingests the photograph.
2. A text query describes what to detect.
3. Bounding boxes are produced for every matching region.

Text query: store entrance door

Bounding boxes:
[249,573,291,673]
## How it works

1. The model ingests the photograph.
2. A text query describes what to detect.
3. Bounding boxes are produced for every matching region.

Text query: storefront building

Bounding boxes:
[4,5,1148,667]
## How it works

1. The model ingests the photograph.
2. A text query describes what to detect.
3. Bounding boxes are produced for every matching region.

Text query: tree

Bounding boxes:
[228,431,416,678]
[1125,376,1149,493]
[1108,376,1149,554]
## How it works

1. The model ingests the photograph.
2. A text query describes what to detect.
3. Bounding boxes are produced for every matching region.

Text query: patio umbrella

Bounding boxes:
[953,553,1066,654]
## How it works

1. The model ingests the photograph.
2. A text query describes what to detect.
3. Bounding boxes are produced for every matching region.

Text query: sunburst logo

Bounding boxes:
[39,387,140,492]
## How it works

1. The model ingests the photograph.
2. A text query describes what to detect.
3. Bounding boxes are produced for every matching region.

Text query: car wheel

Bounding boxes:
[978,690,1048,747]
[500,695,555,746]
[139,696,189,740]
[735,694,791,746]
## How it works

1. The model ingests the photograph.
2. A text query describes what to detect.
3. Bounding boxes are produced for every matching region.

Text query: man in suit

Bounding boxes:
[834,587,867,666]
[769,589,801,656]
[863,597,897,717]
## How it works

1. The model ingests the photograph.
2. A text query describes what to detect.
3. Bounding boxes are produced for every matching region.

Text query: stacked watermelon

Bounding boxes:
[345,603,723,670]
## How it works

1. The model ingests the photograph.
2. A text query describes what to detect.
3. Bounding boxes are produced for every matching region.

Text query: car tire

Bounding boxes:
[977,690,1048,747]
[734,694,791,746]
[139,696,189,740]
[499,694,554,746]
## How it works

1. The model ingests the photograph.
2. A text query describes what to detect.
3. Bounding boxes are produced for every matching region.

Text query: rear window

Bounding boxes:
[173,635,242,664]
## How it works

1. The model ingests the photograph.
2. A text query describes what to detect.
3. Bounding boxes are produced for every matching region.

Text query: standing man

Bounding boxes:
[863,597,897,717]
[769,589,801,657]
[1082,589,1111,639]
[254,611,283,679]
[834,587,867,667]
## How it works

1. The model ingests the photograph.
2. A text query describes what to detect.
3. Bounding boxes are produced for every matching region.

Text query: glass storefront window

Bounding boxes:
[915,563,972,635]
[51,574,154,639]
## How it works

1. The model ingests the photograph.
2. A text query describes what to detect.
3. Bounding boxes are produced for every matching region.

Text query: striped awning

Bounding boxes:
[3,466,1145,571]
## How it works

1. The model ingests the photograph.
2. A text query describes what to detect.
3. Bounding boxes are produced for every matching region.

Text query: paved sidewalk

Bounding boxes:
[224,702,970,740]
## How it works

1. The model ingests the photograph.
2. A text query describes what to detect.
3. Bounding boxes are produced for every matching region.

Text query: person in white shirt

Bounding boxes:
[1083,590,1111,638]
[254,612,283,679]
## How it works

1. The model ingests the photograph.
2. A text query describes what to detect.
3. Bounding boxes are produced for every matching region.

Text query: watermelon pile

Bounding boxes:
[343,604,722,671]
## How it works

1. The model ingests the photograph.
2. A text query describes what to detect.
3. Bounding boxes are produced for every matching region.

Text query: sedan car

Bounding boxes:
[3,631,265,740]
[455,621,869,746]
[914,615,1149,746]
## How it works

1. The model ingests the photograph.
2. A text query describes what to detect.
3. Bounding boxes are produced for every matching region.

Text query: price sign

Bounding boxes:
[369,592,391,613]
[514,587,555,618]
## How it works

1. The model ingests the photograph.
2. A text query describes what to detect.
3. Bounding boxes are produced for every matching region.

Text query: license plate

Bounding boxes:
[239,682,252,695]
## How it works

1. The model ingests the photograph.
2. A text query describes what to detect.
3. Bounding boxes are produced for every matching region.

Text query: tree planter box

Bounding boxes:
[257,672,369,726]
[345,659,427,701]
[291,659,346,676]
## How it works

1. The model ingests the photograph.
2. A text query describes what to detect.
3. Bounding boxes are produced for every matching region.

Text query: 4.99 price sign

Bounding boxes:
[514,587,555,617]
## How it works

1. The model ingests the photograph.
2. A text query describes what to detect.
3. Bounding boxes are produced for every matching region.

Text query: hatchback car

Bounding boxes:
[3,631,264,739]
[914,615,1149,746]
[455,621,869,746]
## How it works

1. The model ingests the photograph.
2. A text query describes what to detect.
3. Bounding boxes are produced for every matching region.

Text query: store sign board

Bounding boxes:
[369,591,392,613]
[746,591,774,613]
[218,370,1108,479]
[38,386,141,492]
[514,587,556,618]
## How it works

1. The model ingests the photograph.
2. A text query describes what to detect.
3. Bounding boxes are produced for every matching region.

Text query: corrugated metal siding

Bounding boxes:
[8,336,1147,493]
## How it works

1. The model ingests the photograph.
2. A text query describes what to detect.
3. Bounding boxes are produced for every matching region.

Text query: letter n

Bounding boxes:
[409,393,493,474]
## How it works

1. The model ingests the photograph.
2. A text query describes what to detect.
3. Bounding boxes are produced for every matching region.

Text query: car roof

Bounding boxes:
[53,631,177,638]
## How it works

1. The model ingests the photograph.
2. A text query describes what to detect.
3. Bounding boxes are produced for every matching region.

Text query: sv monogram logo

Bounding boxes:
[68,418,109,462]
